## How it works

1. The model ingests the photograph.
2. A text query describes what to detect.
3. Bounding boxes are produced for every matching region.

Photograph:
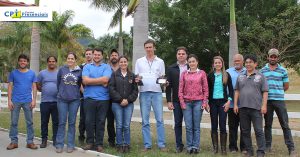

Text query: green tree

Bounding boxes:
[69,23,93,38]
[40,10,74,65]
[81,0,130,55]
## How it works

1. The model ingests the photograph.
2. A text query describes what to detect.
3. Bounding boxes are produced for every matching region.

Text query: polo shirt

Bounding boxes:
[135,56,165,92]
[227,67,246,108]
[82,62,112,100]
[260,64,288,100]
[235,71,268,110]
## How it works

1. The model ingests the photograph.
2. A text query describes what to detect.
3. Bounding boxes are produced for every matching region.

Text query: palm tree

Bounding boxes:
[30,0,40,75]
[40,10,74,65]
[81,0,130,55]
[126,0,148,71]
[229,0,238,67]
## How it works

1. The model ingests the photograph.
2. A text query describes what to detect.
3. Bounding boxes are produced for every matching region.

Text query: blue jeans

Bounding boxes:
[182,100,203,151]
[9,102,34,144]
[173,101,184,149]
[209,99,227,134]
[112,102,134,146]
[139,92,166,148]
[40,102,58,142]
[264,100,295,151]
[56,99,80,149]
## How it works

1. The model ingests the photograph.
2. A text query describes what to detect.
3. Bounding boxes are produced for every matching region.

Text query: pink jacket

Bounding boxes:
[178,69,209,108]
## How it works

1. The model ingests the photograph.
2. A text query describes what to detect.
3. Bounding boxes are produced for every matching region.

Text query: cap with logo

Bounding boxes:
[268,48,279,56]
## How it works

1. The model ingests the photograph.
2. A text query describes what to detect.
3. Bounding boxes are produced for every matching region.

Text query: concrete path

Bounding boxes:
[0,128,117,157]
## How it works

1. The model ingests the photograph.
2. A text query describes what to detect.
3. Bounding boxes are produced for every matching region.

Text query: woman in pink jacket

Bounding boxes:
[178,54,209,154]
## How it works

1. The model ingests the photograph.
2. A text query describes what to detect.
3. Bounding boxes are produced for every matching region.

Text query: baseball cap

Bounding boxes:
[268,48,279,56]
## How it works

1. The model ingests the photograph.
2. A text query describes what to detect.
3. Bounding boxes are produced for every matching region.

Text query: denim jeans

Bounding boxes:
[9,102,34,144]
[106,100,116,144]
[56,99,80,149]
[173,101,184,149]
[209,99,227,134]
[40,102,58,142]
[239,108,265,156]
[78,99,86,138]
[139,92,166,148]
[228,108,245,151]
[182,100,203,151]
[264,100,295,151]
[112,102,134,146]
[84,98,109,146]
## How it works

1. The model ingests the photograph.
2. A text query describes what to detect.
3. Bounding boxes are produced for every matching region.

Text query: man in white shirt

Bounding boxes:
[135,39,167,152]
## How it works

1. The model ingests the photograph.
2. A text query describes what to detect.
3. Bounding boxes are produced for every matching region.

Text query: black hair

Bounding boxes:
[110,49,119,56]
[93,48,104,55]
[144,39,156,47]
[244,54,257,63]
[85,48,93,54]
[18,54,29,62]
[187,54,199,62]
[67,52,77,60]
[47,56,57,62]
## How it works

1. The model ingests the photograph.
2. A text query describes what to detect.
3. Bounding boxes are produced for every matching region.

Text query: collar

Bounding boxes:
[91,61,104,66]
[187,68,200,73]
[144,55,158,61]
[243,70,258,76]
[177,61,188,66]
[234,67,246,73]
[265,63,281,70]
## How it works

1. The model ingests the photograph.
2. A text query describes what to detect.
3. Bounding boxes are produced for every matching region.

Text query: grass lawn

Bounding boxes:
[0,109,300,157]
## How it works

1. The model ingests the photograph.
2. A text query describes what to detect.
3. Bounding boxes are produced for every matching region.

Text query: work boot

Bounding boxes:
[40,139,47,148]
[220,133,227,155]
[211,132,218,154]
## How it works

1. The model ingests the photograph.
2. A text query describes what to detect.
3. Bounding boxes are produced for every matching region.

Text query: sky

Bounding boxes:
[10,0,134,38]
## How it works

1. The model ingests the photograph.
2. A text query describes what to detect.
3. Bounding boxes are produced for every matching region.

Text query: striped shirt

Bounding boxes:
[260,64,288,100]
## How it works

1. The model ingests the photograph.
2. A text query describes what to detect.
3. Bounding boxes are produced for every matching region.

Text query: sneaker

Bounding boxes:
[193,148,199,154]
[176,146,184,153]
[67,147,75,153]
[6,143,18,150]
[82,144,94,150]
[97,146,104,152]
[56,147,63,153]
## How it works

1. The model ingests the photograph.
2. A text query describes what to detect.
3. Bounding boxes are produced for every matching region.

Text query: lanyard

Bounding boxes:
[147,59,154,73]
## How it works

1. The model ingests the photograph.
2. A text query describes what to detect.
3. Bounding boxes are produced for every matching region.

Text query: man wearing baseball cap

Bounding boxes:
[260,48,296,156]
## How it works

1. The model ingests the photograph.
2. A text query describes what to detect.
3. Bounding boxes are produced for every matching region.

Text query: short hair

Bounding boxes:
[144,39,156,47]
[85,48,93,54]
[244,54,257,63]
[93,48,104,55]
[187,54,199,62]
[176,46,188,54]
[18,54,29,62]
[67,52,77,60]
[47,56,57,62]
[110,49,119,56]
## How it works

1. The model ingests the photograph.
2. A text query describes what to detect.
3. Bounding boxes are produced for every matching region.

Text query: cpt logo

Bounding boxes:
[4,9,22,18]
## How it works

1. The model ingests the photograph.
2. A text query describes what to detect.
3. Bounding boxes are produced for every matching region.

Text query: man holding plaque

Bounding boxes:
[135,39,167,152]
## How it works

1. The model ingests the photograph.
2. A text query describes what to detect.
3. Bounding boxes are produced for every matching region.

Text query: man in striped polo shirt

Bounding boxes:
[260,48,296,156]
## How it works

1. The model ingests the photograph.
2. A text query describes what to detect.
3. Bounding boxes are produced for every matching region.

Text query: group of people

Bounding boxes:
[5,39,297,157]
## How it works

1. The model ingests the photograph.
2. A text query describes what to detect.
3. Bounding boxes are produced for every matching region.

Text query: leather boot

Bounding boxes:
[211,132,218,154]
[40,139,47,148]
[220,133,227,155]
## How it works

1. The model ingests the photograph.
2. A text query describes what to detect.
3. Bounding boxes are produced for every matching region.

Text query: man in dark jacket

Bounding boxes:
[166,46,188,153]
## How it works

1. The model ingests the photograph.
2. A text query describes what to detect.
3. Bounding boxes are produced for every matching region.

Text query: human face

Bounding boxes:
[213,58,223,71]
[67,54,76,68]
[144,43,155,56]
[47,57,57,70]
[119,57,128,71]
[188,57,198,70]
[18,58,28,69]
[245,58,257,73]
[233,55,243,70]
[93,50,103,64]
[85,50,93,62]
[268,54,279,66]
[177,50,187,63]
[110,52,119,65]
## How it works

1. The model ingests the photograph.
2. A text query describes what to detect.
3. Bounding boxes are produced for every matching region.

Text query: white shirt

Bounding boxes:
[135,56,165,92]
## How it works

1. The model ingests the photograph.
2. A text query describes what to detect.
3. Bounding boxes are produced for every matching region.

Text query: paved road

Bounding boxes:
[0,128,116,157]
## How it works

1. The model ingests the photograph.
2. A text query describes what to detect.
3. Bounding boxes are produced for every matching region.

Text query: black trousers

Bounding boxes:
[106,100,116,144]
[40,102,58,141]
[84,98,109,146]
[228,108,245,151]
[78,99,86,138]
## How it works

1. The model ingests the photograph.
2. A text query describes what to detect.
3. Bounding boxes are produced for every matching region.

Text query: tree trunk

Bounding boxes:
[132,0,148,73]
[118,9,124,55]
[29,0,40,75]
[229,0,238,67]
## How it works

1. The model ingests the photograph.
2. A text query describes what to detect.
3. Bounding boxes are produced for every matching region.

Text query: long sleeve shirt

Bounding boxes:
[178,69,209,108]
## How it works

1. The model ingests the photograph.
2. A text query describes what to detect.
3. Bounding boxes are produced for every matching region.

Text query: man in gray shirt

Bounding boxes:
[37,56,58,148]
[234,54,268,157]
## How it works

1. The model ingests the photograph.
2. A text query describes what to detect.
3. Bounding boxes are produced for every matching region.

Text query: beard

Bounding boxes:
[110,59,118,64]
[269,61,277,66]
